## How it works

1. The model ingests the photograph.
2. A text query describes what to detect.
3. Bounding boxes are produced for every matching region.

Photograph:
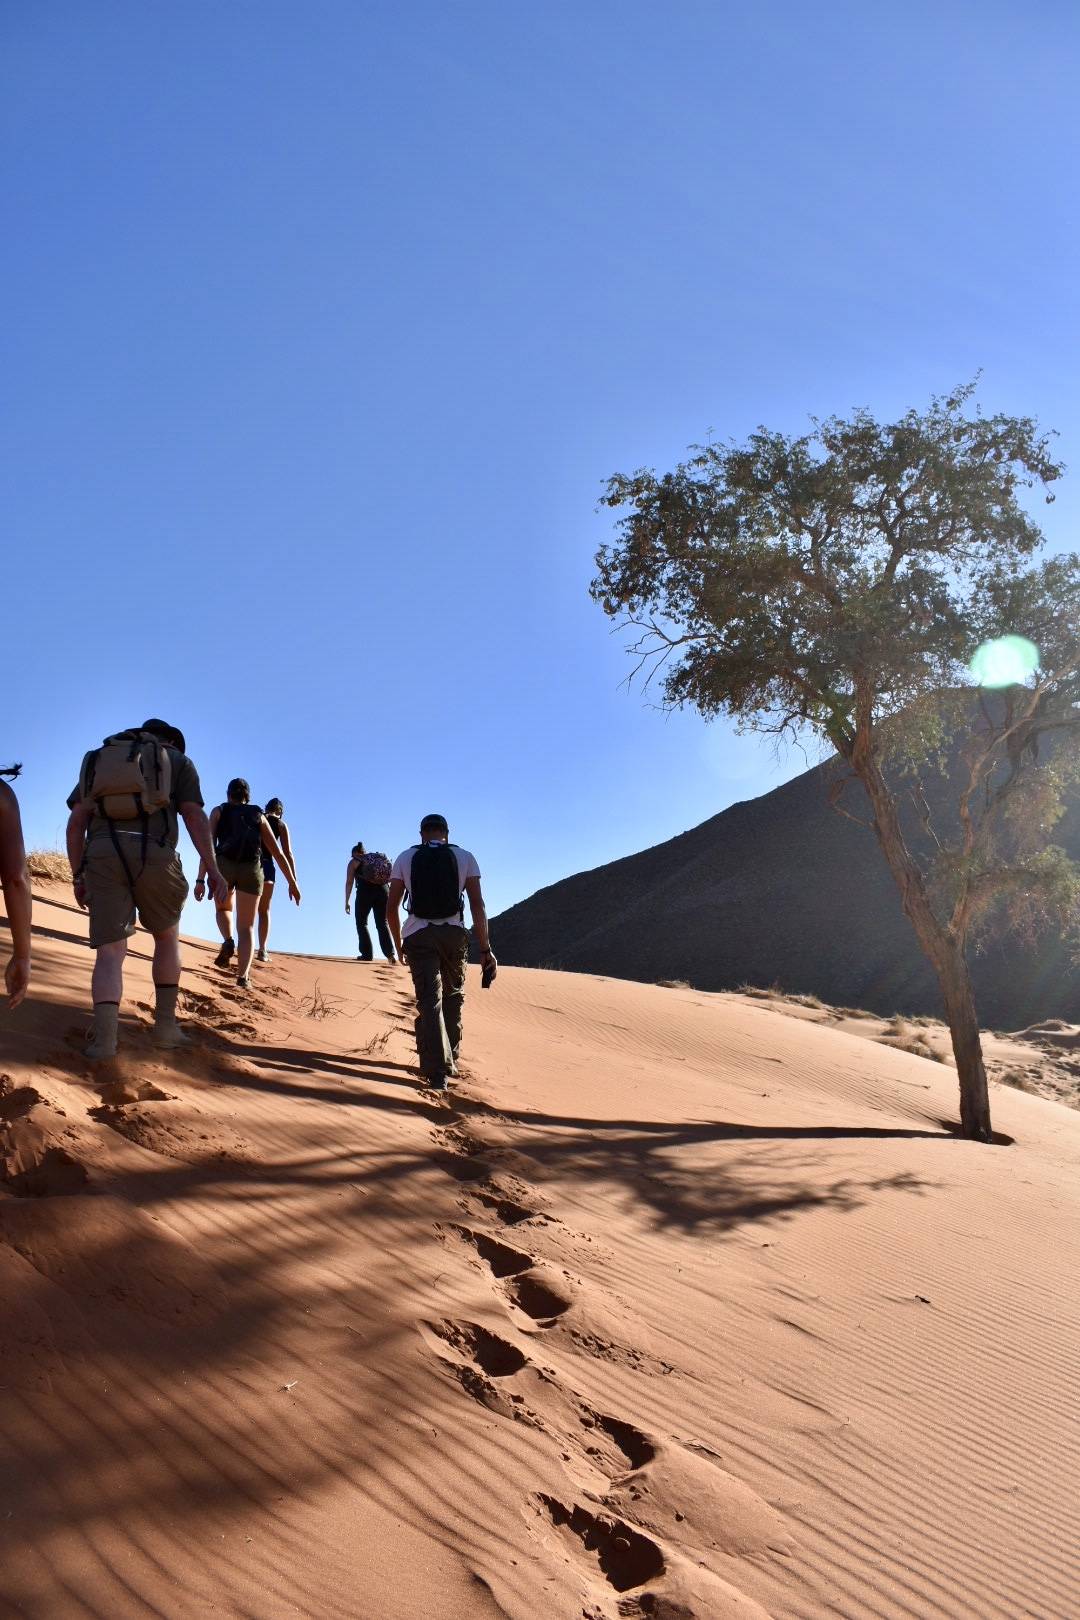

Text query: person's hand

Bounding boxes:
[194,877,206,903]
[72,875,88,911]
[207,870,228,908]
[289,882,302,906]
[345,902,351,914]
[5,954,30,1009]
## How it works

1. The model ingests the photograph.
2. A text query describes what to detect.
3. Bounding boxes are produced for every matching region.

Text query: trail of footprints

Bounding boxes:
[423,1124,784,1617]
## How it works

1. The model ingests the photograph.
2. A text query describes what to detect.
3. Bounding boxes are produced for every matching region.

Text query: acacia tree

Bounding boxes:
[590,385,1080,1141]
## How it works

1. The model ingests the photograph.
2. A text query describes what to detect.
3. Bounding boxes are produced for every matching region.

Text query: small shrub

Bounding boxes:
[26,849,70,881]
[656,978,691,990]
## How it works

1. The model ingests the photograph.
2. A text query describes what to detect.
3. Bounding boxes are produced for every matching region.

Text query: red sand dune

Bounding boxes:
[2,881,1079,1618]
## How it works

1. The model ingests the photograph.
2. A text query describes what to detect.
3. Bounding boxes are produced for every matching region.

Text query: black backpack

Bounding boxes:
[406,844,463,920]
[215,802,264,864]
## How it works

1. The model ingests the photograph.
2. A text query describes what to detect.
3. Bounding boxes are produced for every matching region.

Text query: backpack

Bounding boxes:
[215,802,264,864]
[360,851,392,885]
[406,844,463,920]
[78,730,172,822]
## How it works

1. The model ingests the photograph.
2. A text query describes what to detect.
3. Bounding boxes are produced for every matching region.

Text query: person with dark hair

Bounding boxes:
[66,719,226,1057]
[386,813,495,1092]
[256,796,297,964]
[0,763,31,1009]
[345,841,396,964]
[197,778,299,988]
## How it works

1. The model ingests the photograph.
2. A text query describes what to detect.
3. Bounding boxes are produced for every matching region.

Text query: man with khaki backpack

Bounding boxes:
[65,719,226,1059]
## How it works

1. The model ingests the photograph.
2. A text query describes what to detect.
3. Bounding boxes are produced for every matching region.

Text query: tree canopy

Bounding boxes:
[591,383,1080,1139]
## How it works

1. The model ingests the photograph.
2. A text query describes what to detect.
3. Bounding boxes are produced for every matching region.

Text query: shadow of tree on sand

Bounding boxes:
[0,952,939,1617]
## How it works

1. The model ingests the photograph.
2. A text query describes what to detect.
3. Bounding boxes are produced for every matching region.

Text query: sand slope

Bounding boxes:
[2,884,1079,1619]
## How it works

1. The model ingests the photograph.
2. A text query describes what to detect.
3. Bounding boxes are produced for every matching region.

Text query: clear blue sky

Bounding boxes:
[4,1,1078,955]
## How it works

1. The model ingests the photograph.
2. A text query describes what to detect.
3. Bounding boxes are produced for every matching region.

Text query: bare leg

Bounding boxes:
[152,925,182,987]
[257,880,274,953]
[215,894,234,942]
[151,924,187,1046]
[92,937,128,1003]
[235,890,259,981]
[88,938,128,1058]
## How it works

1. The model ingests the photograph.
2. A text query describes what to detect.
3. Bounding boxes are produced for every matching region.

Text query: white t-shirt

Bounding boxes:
[391,843,481,939]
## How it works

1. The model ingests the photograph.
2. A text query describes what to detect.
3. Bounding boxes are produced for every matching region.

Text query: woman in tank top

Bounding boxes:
[257,797,297,962]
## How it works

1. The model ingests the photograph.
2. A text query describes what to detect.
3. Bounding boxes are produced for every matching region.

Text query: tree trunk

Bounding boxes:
[935,944,993,1142]
[850,744,994,1142]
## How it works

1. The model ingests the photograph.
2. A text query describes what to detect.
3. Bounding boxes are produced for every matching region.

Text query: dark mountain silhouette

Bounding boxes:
[491,755,1080,1029]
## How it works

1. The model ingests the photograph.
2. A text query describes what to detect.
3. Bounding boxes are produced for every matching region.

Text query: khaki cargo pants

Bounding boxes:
[83,835,189,947]
[403,924,469,1081]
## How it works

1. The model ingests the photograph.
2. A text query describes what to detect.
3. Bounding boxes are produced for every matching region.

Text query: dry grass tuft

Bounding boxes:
[26,849,71,882]
[294,981,344,1021]
[359,1028,391,1055]
[880,1016,953,1064]
[996,1069,1039,1094]
[656,979,691,990]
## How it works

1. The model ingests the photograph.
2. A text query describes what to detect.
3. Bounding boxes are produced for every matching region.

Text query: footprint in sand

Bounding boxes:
[421,1318,543,1424]
[537,1495,665,1592]
[450,1223,577,1325]
[535,1493,775,1618]
[451,1224,534,1277]
[468,1189,548,1226]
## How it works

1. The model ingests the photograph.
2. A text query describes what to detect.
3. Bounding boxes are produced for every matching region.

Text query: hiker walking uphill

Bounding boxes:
[345,842,396,963]
[197,779,300,989]
[257,797,296,963]
[65,720,227,1058]
[0,762,31,1009]
[386,814,496,1092]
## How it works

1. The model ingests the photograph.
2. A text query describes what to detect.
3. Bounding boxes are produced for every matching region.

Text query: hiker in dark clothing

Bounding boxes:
[345,842,396,963]
[65,719,226,1058]
[257,796,297,963]
[196,778,299,989]
[386,813,496,1092]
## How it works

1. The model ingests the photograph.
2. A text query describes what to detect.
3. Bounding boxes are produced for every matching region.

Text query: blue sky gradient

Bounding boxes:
[4,1,1078,953]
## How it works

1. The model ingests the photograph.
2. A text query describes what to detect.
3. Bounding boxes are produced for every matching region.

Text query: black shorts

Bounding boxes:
[261,856,275,884]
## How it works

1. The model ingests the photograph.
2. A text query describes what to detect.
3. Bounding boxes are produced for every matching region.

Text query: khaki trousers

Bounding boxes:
[403,924,469,1080]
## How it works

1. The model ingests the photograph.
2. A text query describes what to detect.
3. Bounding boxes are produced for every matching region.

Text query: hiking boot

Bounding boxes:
[215,938,235,968]
[85,1002,119,1061]
[255,948,269,963]
[153,1020,190,1050]
[424,1074,449,1093]
[237,974,251,990]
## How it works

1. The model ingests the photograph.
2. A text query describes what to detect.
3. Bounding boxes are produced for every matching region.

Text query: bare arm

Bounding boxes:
[260,819,301,901]
[183,804,227,905]
[279,821,297,882]
[386,877,405,961]
[66,802,93,898]
[464,875,492,956]
[345,858,359,910]
[196,805,221,883]
[0,781,32,1008]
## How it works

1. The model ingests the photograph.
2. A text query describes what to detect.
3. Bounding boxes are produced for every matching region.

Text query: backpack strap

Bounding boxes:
[402,845,421,914]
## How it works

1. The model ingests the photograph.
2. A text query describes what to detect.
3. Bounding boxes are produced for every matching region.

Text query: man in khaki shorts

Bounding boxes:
[66,719,226,1059]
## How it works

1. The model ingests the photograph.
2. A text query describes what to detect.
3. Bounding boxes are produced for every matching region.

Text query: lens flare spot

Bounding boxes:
[969,635,1040,689]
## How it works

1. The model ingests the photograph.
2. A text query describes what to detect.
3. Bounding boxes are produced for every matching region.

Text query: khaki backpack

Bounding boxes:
[78,730,173,822]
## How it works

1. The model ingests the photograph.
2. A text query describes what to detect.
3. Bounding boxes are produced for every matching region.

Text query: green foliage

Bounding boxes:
[592,383,1080,947]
